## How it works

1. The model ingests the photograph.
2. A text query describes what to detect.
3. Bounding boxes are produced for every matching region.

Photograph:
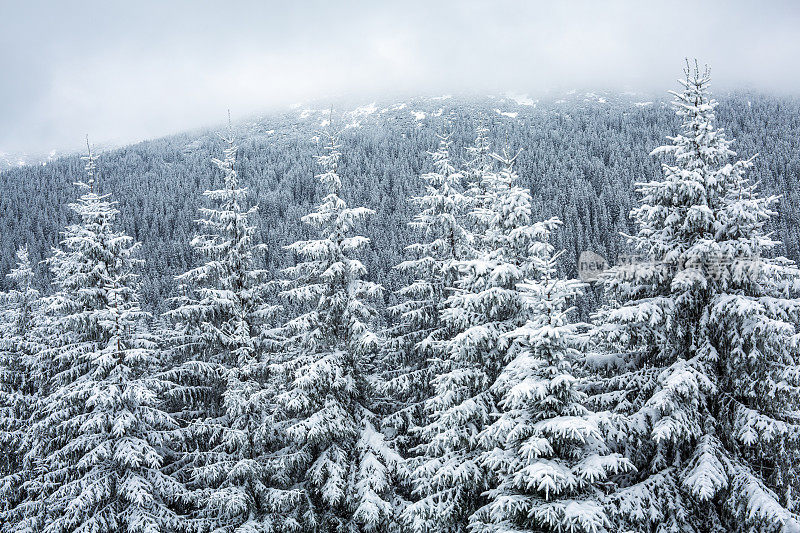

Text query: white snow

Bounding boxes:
[351,103,378,117]
[495,109,518,118]
[583,92,607,103]
[506,93,536,106]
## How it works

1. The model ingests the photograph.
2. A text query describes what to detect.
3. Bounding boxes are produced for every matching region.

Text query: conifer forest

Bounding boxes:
[1,38,800,533]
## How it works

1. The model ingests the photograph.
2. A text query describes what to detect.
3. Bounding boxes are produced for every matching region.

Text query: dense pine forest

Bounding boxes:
[3,87,800,316]
[1,64,799,532]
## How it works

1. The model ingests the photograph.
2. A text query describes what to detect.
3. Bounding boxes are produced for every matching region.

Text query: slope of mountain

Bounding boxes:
[0,149,69,171]
[2,91,799,314]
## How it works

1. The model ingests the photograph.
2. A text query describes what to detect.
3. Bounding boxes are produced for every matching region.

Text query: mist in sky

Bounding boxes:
[2,0,799,154]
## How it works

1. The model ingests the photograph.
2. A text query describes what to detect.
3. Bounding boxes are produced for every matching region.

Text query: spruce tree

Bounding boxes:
[407,149,552,532]
[382,130,472,453]
[472,224,633,532]
[33,149,185,532]
[594,62,800,532]
[273,130,405,532]
[0,246,45,527]
[164,130,280,532]
[462,123,493,242]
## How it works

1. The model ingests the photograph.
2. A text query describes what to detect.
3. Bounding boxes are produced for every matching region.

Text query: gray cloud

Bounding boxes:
[2,0,799,154]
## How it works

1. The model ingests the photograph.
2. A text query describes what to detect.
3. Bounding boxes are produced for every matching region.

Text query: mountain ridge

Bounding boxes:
[2,91,798,316]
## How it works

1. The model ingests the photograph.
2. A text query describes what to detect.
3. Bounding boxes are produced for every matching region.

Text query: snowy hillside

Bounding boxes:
[2,90,799,314]
[2,68,799,533]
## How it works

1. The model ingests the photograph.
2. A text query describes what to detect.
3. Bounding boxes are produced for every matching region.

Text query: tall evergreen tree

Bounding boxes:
[0,246,45,527]
[462,123,493,242]
[33,149,185,532]
[593,62,800,532]
[472,223,633,532]
[164,129,280,532]
[273,130,405,532]
[406,149,552,532]
[382,130,472,452]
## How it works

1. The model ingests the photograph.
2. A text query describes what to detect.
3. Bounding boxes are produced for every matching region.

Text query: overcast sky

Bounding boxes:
[2,0,799,154]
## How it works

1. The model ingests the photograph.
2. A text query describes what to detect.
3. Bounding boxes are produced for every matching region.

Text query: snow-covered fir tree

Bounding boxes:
[472,223,633,532]
[382,130,472,452]
[31,149,186,532]
[0,246,45,527]
[273,130,406,532]
[593,62,800,532]
[406,149,554,532]
[1,61,799,533]
[164,129,281,532]
[462,123,494,241]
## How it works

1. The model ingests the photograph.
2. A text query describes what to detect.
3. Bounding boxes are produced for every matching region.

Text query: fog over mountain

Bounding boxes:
[2,0,799,154]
